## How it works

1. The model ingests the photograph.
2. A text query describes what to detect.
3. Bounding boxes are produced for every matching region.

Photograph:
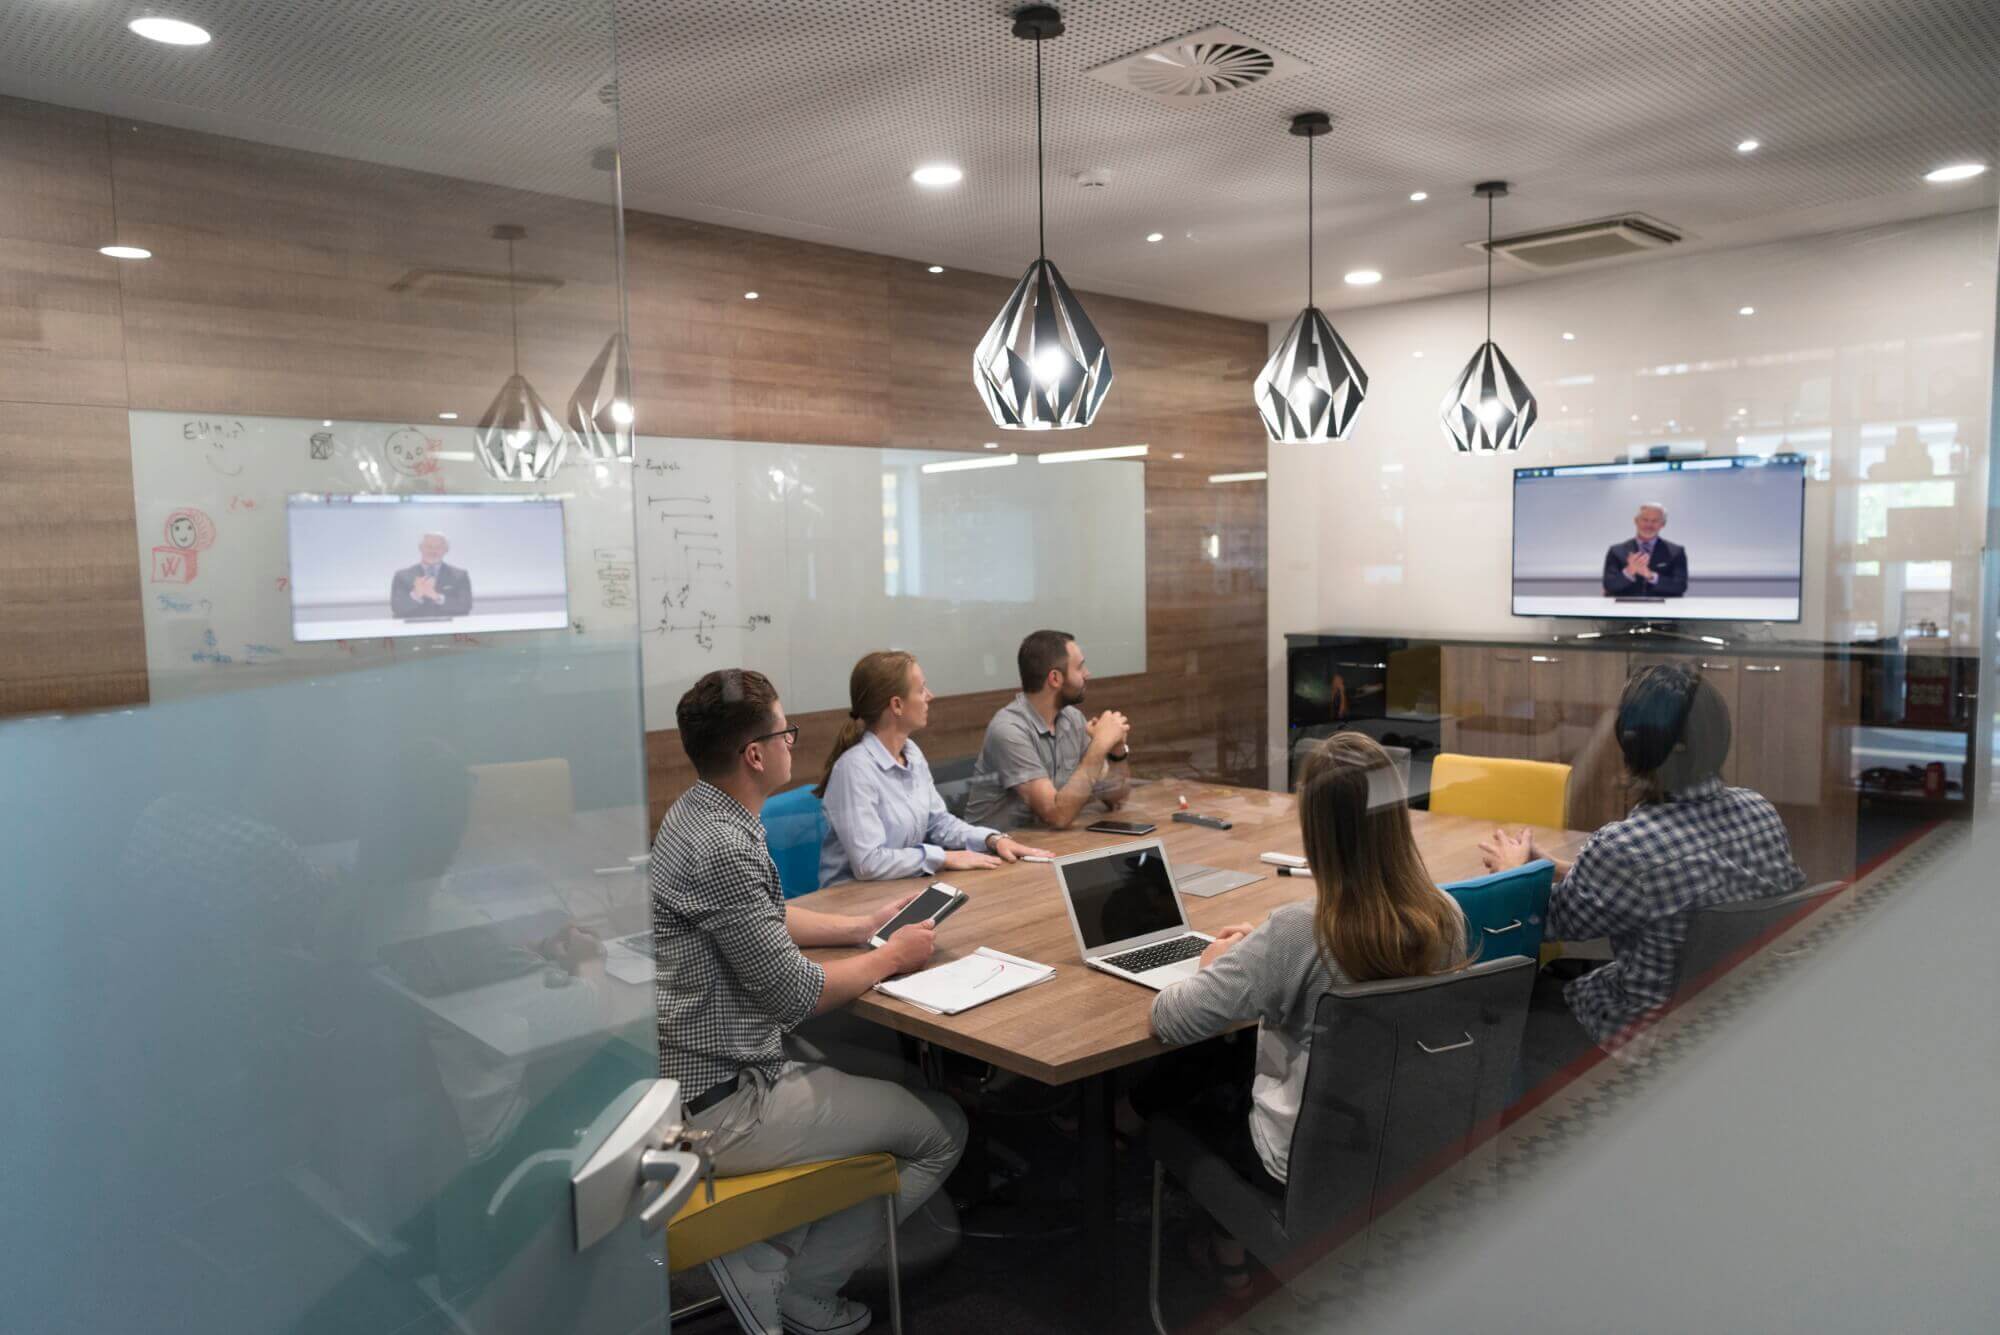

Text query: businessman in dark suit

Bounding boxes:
[1602,503,1688,597]
[391,531,474,618]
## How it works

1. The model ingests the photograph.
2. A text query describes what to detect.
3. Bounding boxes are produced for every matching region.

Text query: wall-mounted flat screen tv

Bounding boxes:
[1511,455,1807,622]
[287,494,569,641]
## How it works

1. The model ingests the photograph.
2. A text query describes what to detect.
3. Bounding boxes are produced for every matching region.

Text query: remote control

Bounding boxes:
[1172,811,1233,830]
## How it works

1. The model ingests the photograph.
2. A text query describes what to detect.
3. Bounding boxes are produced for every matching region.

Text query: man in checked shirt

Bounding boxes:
[653,668,966,1335]
[1480,663,1805,1075]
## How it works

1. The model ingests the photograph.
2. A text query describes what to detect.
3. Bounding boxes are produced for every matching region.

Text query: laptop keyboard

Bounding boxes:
[1100,935,1207,975]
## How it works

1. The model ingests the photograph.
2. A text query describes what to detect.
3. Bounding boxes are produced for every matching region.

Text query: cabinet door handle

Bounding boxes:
[1530,655,1561,664]
[1745,664,1783,673]
[1494,653,1523,663]
[1699,661,1733,671]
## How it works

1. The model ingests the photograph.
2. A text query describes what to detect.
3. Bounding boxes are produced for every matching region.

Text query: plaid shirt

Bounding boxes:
[651,781,825,1095]
[1548,777,1803,1048]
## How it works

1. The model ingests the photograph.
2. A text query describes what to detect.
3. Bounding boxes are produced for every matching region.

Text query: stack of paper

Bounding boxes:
[875,947,1056,1015]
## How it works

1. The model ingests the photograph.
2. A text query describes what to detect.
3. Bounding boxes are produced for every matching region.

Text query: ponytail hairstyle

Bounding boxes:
[1296,733,1468,983]
[813,650,919,798]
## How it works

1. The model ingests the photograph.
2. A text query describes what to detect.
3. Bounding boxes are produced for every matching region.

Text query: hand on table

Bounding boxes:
[1477,827,1537,873]
[942,848,1003,871]
[988,835,1052,863]
[1199,922,1255,970]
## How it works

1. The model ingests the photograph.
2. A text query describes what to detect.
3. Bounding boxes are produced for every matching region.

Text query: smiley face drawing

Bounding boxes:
[151,507,216,584]
[383,427,439,478]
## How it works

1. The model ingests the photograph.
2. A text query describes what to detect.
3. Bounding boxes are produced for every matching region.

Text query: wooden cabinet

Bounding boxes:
[1439,644,1622,764]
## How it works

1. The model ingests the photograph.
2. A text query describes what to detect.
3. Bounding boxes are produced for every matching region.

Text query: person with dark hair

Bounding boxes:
[1480,663,1804,1066]
[653,668,967,1335]
[814,651,1049,887]
[964,629,1132,829]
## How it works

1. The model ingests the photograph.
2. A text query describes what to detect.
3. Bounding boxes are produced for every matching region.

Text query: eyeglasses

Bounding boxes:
[743,724,799,753]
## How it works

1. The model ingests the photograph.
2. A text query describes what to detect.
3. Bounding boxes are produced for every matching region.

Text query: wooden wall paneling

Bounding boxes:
[0,97,128,406]
[0,402,148,713]
[111,120,623,423]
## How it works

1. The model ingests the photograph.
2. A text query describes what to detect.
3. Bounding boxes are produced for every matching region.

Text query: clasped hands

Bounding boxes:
[1622,550,1654,582]
[413,574,443,603]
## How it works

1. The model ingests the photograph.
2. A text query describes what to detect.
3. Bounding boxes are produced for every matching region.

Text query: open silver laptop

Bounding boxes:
[1055,840,1213,990]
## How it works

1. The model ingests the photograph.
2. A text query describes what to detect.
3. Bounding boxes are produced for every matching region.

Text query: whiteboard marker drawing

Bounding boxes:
[309,431,335,460]
[383,427,440,478]
[151,507,216,583]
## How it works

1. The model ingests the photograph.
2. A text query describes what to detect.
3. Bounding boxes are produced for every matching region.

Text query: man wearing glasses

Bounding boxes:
[651,668,966,1335]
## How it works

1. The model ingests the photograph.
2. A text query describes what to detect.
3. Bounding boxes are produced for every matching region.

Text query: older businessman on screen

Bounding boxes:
[1602,503,1688,598]
[390,531,474,618]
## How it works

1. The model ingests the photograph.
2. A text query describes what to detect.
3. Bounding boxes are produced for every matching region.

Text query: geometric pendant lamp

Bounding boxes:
[567,331,635,461]
[476,223,571,481]
[1440,181,1538,453]
[973,5,1112,430]
[1254,112,1367,442]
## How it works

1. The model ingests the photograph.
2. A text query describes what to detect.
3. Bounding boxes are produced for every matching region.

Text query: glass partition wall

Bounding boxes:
[0,5,663,1332]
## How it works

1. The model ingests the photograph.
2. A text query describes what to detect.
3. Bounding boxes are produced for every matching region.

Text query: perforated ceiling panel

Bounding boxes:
[2,0,1995,321]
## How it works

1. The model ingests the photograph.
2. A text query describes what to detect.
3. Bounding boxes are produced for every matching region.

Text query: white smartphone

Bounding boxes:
[868,883,967,948]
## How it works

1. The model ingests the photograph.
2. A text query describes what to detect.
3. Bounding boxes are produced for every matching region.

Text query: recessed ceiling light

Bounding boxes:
[1924,162,1987,183]
[1344,269,1382,286]
[1170,452,1185,460]
[911,164,963,188]
[1736,139,1760,154]
[1145,232,1164,243]
[129,16,211,45]
[983,441,999,449]
[744,291,759,300]
[438,411,458,420]
[1411,350,1424,359]
[1408,191,1428,202]
[1738,305,1755,315]
[321,420,332,427]
[98,244,151,259]
[1562,331,1575,341]
[927,265,945,274]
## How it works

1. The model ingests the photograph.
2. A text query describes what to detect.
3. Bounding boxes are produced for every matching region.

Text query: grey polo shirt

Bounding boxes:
[966,692,1101,830]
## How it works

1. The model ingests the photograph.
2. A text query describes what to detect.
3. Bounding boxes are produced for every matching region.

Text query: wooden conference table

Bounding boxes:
[797,781,1588,1278]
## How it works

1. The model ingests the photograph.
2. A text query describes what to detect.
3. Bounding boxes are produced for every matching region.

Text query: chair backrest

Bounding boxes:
[1282,956,1536,1245]
[1670,880,1841,1003]
[760,786,827,898]
[929,753,977,820]
[1441,859,1554,962]
[1429,753,1570,827]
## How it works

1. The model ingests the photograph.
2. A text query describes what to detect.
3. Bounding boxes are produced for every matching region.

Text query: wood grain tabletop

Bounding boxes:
[798,782,1586,1085]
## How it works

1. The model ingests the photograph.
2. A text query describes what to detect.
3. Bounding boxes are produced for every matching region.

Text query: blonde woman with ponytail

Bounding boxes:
[815,652,1051,888]
[1148,733,1466,1204]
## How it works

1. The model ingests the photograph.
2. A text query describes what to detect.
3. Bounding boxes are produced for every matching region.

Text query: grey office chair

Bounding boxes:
[929,753,978,819]
[1670,880,1842,1004]
[1146,955,1536,1334]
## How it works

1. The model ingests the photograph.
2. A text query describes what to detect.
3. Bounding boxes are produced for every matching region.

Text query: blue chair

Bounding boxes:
[1441,858,1555,962]
[761,786,828,898]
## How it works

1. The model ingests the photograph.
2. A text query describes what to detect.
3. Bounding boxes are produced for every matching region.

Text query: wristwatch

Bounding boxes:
[1106,747,1130,763]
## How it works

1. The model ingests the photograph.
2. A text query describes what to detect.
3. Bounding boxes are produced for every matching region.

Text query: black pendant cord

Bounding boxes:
[1034,33,1046,263]
[1306,131,1314,310]
[506,236,522,376]
[1484,191,1494,347]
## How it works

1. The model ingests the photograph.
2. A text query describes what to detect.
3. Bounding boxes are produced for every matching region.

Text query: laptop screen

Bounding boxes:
[1062,844,1186,950]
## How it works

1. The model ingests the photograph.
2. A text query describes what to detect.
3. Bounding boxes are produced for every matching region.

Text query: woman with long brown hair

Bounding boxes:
[1146,733,1465,1279]
[814,651,1050,887]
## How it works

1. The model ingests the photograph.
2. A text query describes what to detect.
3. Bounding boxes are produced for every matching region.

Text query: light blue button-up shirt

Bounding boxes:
[818,732,1000,888]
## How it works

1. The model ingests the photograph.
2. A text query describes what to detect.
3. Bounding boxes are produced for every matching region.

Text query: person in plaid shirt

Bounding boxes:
[1481,663,1804,1060]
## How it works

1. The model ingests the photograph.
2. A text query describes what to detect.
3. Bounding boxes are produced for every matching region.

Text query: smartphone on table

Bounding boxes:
[867,882,968,948]
[1085,819,1157,836]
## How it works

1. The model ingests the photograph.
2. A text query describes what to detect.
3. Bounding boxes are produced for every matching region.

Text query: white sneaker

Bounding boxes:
[779,1287,872,1335]
[707,1240,787,1334]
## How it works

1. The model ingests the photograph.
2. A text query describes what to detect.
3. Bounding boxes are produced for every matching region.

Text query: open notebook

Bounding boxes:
[875,947,1056,1015]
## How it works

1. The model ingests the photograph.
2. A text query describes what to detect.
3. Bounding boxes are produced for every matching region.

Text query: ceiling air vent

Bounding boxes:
[1086,25,1308,106]
[1475,215,1685,270]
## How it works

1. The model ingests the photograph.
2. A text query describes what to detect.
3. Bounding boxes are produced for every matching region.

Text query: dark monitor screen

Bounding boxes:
[1062,844,1185,949]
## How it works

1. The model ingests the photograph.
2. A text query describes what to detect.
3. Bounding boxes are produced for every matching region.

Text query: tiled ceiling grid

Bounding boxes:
[1,0,1994,321]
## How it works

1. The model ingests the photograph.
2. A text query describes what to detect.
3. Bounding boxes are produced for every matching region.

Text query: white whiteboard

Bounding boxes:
[633,438,1147,728]
[127,411,640,698]
[125,413,1147,722]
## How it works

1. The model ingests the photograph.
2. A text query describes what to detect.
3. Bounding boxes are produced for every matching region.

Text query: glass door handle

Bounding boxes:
[636,1149,706,1232]
[571,1078,687,1251]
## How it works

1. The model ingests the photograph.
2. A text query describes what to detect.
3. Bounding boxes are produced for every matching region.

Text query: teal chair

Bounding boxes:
[761,786,827,898]
[1441,859,1554,962]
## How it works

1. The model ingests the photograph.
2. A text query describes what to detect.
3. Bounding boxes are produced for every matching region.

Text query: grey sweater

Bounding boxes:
[1150,895,1462,1182]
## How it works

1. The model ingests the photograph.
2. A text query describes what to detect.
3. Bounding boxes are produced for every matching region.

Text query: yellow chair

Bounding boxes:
[1428,753,1572,829]
[669,1153,903,1334]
